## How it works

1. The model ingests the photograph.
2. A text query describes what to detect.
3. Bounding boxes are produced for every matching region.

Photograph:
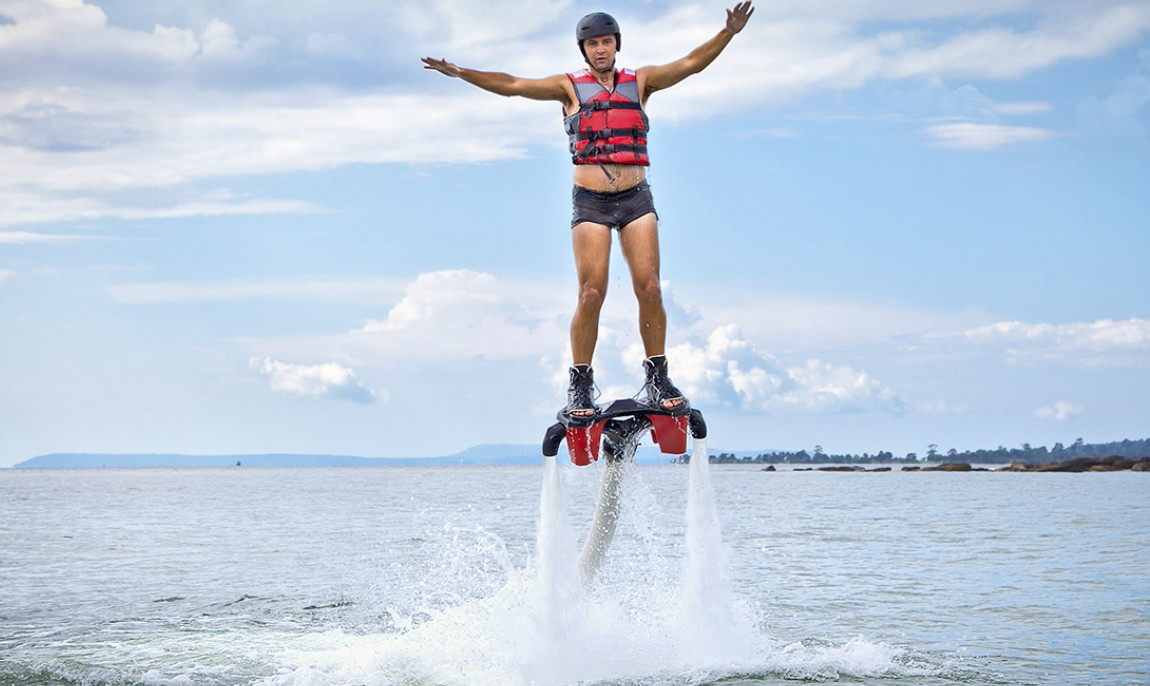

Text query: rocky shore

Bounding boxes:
[994,455,1150,472]
[765,456,1150,473]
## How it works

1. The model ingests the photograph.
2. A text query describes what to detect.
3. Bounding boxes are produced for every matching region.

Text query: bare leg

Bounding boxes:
[620,213,685,411]
[617,212,666,358]
[570,221,612,366]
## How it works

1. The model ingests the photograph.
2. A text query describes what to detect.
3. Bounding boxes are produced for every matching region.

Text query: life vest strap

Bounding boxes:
[572,142,648,163]
[579,99,643,114]
[573,127,647,142]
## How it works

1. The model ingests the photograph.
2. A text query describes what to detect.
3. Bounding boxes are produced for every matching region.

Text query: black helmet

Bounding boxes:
[576,12,621,57]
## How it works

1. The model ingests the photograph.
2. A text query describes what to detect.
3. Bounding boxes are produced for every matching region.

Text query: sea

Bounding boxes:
[1,440,1147,686]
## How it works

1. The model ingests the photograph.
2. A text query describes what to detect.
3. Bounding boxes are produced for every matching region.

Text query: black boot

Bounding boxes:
[564,364,599,424]
[642,355,688,415]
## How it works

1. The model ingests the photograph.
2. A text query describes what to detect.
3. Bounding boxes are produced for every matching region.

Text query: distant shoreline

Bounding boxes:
[10,452,1150,472]
[10,437,1150,470]
[768,455,1150,473]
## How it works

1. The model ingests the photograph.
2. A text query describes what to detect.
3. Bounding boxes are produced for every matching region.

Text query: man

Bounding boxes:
[422,2,754,422]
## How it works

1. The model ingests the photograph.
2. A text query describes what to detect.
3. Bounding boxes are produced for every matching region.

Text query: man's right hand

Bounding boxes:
[421,57,461,77]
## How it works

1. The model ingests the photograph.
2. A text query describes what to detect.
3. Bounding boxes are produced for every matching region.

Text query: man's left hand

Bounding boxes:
[726,1,754,34]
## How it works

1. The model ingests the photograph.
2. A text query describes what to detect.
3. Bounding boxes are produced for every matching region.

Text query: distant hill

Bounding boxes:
[11,443,689,469]
[13,448,531,469]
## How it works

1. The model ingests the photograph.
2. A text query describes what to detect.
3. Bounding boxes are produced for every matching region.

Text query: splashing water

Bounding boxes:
[529,454,590,683]
[261,441,932,686]
[520,437,762,684]
[678,436,753,663]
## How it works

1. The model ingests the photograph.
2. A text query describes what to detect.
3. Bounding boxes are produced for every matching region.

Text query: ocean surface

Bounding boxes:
[2,442,1147,686]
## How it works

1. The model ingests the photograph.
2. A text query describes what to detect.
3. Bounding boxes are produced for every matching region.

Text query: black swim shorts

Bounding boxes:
[571,181,658,230]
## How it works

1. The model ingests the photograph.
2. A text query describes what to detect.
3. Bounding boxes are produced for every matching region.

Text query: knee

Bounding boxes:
[633,275,663,307]
[578,281,606,311]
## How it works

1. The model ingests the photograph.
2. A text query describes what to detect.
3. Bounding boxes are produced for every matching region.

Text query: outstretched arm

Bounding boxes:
[421,57,571,104]
[638,1,754,98]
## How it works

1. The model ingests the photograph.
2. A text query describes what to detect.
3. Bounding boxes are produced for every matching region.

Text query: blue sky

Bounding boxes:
[2,0,1148,467]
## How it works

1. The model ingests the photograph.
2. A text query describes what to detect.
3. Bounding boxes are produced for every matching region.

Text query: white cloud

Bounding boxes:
[961,318,1150,366]
[304,32,363,60]
[783,358,905,414]
[0,0,553,227]
[0,101,136,152]
[0,190,325,228]
[0,1,279,80]
[932,84,1053,118]
[0,230,99,243]
[663,325,906,414]
[924,122,1064,149]
[351,269,568,362]
[884,3,1150,80]
[1034,401,1083,421]
[1078,47,1150,140]
[197,18,276,63]
[419,0,570,53]
[0,0,199,69]
[109,276,406,304]
[691,284,987,350]
[250,357,379,404]
[659,324,785,408]
[363,269,502,333]
[994,101,1053,116]
[0,86,548,226]
[0,269,14,284]
[913,399,970,415]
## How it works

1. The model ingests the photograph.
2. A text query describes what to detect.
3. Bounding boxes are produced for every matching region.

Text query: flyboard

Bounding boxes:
[542,398,707,465]
[542,399,707,582]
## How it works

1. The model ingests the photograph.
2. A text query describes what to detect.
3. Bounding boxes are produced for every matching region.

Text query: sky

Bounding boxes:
[2,0,1149,467]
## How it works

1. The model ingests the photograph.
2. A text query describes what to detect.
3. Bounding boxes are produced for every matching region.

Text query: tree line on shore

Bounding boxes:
[709,437,1150,465]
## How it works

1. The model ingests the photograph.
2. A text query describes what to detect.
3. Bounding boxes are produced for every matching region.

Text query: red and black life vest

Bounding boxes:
[564,68,650,166]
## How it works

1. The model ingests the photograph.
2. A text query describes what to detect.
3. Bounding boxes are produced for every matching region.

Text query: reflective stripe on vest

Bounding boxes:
[564,68,650,166]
